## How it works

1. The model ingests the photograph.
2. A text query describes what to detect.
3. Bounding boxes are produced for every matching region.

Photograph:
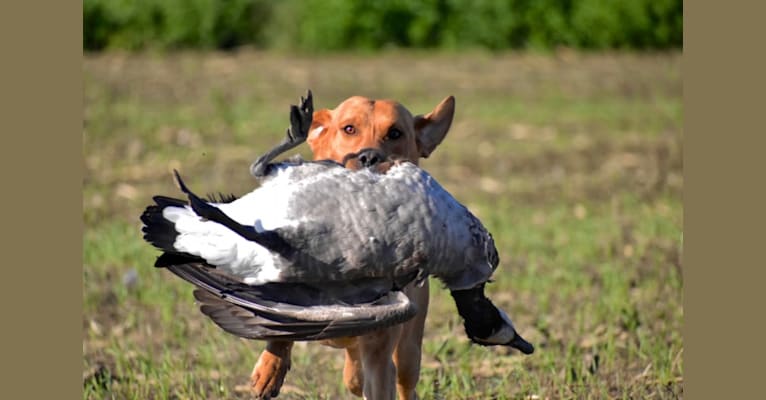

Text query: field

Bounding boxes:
[83,50,683,399]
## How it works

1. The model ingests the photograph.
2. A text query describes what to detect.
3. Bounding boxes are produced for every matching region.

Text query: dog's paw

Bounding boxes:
[250,349,291,399]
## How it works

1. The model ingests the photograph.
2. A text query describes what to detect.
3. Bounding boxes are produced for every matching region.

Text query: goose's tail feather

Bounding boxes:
[140,195,213,267]
[140,196,186,256]
[140,184,288,270]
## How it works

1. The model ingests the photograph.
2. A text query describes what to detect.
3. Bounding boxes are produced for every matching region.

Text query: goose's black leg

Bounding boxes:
[250,90,314,178]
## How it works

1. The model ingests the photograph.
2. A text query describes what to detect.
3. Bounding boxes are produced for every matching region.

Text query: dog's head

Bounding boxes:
[306,95,455,166]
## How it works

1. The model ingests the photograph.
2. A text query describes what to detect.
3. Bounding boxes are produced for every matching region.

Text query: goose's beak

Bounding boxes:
[509,332,535,355]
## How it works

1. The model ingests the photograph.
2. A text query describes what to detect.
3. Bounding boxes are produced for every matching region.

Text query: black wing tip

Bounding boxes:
[152,195,187,208]
[173,169,205,206]
[154,252,207,269]
[206,192,238,203]
[172,169,186,192]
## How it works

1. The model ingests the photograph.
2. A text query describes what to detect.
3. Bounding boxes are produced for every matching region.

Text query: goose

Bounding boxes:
[140,91,534,354]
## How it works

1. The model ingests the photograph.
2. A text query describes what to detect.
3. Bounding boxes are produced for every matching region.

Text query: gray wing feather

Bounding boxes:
[164,263,417,340]
[194,290,417,340]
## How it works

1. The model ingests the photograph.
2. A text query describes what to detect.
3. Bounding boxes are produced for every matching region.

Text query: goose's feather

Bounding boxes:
[143,161,498,289]
[193,290,413,340]
[166,263,417,340]
[141,160,504,341]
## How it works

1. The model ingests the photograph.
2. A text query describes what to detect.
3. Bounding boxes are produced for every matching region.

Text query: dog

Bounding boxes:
[250,94,455,400]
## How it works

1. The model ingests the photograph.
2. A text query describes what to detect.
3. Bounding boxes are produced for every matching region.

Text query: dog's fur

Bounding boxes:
[250,95,455,400]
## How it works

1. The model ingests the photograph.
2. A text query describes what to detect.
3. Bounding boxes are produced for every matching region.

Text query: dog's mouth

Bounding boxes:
[342,148,403,172]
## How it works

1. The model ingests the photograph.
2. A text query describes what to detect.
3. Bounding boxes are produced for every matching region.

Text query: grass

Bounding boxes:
[83,49,682,399]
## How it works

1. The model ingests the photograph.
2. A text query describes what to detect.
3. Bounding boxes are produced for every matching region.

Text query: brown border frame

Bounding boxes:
[2,2,83,398]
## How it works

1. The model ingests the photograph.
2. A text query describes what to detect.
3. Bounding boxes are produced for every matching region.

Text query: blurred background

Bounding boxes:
[84,0,681,52]
[83,1,683,399]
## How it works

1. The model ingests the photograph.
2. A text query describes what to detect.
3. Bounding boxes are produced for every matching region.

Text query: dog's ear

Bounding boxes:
[414,96,455,158]
[307,108,332,149]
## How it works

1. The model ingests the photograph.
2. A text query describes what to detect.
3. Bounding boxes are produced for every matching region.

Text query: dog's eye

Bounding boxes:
[386,129,403,140]
[343,125,356,135]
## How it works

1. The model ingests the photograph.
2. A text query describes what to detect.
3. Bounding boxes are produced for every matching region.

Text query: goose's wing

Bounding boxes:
[165,262,417,341]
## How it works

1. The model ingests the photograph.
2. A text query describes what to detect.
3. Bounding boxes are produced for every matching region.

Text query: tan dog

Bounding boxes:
[250,95,455,400]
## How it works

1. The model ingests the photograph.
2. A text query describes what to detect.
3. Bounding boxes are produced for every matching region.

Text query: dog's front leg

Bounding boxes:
[393,281,429,400]
[343,341,365,396]
[251,340,293,399]
[359,325,402,400]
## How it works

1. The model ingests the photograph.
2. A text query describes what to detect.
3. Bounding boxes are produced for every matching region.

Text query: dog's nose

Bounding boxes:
[357,148,385,168]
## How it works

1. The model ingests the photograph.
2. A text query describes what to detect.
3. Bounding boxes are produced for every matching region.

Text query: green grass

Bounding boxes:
[83,50,682,399]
